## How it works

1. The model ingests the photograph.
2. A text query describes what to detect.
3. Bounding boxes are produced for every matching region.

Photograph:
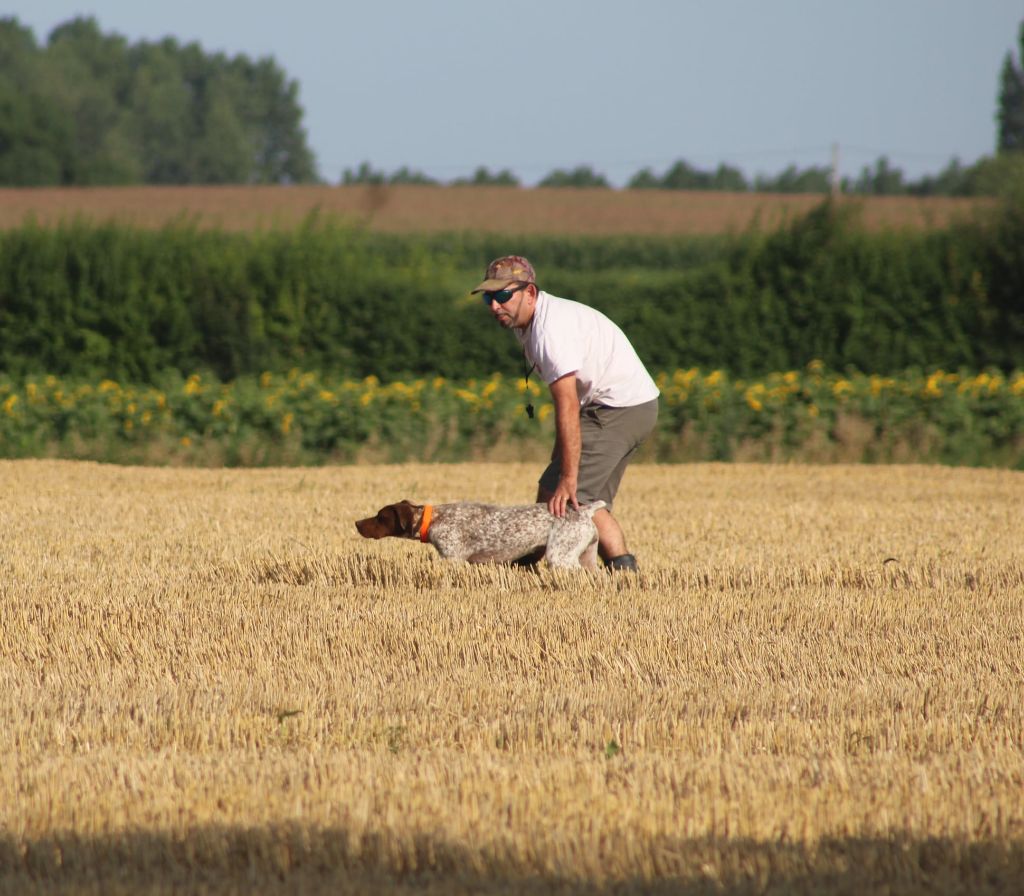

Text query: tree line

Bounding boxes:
[342,153,1023,197]
[1,16,1022,195]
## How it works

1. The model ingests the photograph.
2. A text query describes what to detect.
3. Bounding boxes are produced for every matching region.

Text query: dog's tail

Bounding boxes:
[576,500,606,519]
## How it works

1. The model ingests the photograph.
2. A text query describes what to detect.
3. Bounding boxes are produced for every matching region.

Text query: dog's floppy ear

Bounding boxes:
[392,500,419,537]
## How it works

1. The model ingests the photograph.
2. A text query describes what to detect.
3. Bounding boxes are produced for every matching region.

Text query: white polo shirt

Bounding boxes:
[515,290,660,408]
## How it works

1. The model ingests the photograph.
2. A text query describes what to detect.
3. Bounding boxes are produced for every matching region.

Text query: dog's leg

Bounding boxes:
[510,546,546,570]
[579,537,600,570]
[545,520,588,569]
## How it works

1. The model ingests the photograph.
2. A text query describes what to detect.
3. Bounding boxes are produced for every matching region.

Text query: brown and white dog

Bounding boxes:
[355,500,605,569]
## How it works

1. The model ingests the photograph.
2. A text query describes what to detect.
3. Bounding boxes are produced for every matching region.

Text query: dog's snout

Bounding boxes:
[355,516,386,539]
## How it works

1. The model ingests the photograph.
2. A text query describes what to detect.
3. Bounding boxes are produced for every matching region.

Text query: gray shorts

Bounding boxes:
[539,398,659,511]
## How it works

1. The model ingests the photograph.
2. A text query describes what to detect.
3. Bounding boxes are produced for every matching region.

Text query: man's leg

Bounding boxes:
[537,400,658,572]
[536,485,625,562]
[593,508,628,561]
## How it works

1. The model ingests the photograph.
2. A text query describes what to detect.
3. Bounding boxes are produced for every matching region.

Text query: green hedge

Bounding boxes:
[0,201,1021,382]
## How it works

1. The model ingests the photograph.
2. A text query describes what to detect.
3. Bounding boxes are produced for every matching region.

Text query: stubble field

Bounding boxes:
[2,460,1022,894]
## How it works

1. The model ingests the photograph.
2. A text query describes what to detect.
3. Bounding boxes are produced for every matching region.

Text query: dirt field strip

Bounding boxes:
[0,185,989,234]
[1,460,1021,894]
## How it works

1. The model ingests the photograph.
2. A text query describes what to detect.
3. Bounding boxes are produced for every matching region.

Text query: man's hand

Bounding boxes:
[548,475,580,518]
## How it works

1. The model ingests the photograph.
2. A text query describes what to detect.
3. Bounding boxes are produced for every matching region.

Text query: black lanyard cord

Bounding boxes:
[524,360,537,419]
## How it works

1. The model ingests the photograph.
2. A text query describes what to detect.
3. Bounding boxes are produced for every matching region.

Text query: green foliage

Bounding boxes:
[906,157,973,197]
[386,166,440,186]
[451,166,520,187]
[0,200,1022,382]
[622,155,1009,197]
[341,162,439,185]
[0,85,71,185]
[0,16,317,186]
[851,157,905,196]
[629,159,749,191]
[538,166,610,188]
[755,165,832,194]
[665,161,746,191]
[341,162,387,185]
[998,21,1024,153]
[958,152,1024,199]
[0,18,72,184]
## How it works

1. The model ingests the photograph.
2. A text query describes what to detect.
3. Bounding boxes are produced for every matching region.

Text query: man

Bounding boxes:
[472,255,659,572]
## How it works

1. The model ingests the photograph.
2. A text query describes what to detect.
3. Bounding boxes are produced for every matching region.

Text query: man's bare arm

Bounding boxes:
[548,373,581,516]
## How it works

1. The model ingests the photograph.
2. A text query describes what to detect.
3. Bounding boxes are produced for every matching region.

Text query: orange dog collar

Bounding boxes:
[419,504,433,542]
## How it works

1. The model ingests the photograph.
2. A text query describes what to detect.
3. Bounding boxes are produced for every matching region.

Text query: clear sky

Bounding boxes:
[6,0,1023,186]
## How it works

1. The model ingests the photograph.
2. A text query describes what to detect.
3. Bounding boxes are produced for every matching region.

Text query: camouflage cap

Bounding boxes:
[470,255,536,293]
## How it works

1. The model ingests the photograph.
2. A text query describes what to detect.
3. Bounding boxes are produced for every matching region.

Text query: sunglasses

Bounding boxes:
[481,283,527,305]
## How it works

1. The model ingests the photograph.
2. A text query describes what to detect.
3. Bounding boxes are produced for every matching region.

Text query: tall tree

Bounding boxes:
[997,21,1024,152]
[755,165,831,194]
[126,39,193,183]
[228,54,317,183]
[709,163,748,191]
[451,166,519,186]
[906,158,972,196]
[0,19,71,184]
[637,159,750,191]
[341,161,386,184]
[626,167,660,189]
[0,16,319,185]
[853,156,905,195]
[660,160,708,190]
[0,19,41,95]
[538,165,609,188]
[45,17,139,183]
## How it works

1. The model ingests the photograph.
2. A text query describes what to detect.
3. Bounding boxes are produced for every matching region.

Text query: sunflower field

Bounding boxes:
[1,364,1021,467]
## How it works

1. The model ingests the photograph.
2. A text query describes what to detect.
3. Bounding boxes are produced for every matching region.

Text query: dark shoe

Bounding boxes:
[605,553,638,573]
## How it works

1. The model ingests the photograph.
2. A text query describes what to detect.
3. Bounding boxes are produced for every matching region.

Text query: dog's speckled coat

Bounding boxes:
[355,500,605,569]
